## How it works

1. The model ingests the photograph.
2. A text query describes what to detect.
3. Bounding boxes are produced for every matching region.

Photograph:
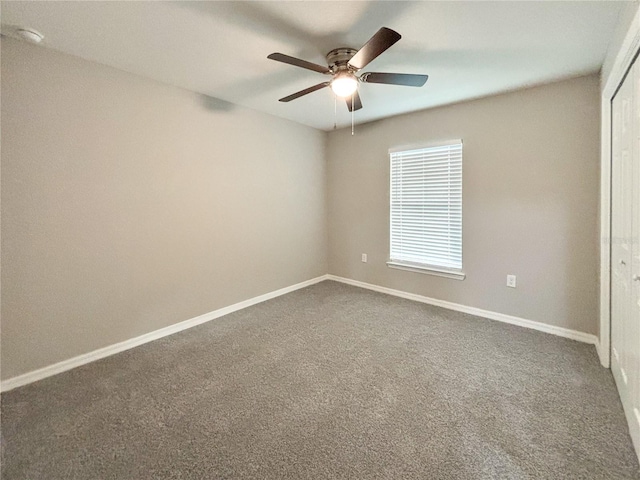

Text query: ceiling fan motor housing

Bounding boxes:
[326,48,358,73]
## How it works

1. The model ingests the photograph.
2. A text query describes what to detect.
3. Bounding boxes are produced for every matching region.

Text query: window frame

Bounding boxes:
[387,140,465,280]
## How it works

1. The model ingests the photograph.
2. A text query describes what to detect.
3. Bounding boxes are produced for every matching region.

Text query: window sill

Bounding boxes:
[386,261,466,280]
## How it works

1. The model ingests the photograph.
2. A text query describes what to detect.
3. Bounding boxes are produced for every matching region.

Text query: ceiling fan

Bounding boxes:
[267,27,428,112]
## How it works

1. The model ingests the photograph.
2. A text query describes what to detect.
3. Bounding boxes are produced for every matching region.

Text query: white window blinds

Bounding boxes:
[389,141,463,273]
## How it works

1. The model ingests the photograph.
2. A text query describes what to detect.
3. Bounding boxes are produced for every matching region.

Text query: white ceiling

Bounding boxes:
[0,1,627,131]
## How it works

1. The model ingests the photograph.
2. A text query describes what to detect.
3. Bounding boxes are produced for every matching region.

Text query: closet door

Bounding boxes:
[611,59,640,455]
[631,58,640,450]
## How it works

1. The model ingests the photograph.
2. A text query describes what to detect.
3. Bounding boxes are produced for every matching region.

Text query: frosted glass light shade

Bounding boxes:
[331,73,358,97]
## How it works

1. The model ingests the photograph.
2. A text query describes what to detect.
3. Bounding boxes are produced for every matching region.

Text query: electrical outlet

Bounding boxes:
[361,253,368,263]
[507,275,517,288]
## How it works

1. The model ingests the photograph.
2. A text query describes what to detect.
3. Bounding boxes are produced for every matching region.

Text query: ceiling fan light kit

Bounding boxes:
[267,26,429,120]
[331,72,358,97]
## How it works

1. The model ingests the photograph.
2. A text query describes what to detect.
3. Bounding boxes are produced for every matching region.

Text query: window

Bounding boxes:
[388,140,464,280]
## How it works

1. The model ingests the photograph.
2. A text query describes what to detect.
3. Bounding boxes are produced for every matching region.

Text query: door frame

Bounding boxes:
[600,7,640,368]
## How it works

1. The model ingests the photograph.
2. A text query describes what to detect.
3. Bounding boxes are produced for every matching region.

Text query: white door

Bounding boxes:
[611,58,640,457]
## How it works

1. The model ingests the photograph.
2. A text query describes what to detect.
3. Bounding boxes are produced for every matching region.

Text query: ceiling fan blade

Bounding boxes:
[345,90,363,112]
[279,82,331,102]
[348,27,401,71]
[361,72,428,87]
[267,53,331,74]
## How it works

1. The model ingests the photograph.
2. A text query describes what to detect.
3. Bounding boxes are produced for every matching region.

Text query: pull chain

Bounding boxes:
[334,93,337,130]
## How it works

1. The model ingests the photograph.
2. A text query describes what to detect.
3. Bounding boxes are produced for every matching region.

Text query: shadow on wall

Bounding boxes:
[198,94,236,112]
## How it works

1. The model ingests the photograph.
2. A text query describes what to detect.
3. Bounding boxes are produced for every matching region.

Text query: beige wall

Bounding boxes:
[1,38,327,380]
[327,75,601,335]
[1,37,603,381]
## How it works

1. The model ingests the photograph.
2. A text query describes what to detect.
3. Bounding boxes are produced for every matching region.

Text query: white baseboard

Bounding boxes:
[327,275,598,346]
[595,340,603,366]
[2,273,599,392]
[1,275,329,392]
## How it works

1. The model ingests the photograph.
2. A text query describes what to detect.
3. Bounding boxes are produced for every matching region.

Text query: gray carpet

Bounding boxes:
[1,280,638,479]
